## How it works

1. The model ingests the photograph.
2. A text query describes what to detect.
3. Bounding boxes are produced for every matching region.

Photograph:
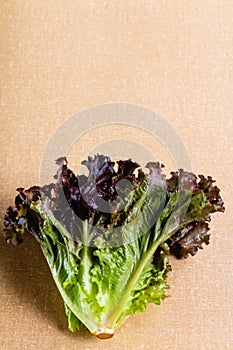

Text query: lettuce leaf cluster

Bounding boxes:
[3,155,224,338]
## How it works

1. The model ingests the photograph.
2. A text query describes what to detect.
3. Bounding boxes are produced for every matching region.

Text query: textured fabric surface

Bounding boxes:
[0,1,232,349]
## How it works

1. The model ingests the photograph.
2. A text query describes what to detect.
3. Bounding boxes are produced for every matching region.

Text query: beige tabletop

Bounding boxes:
[0,1,232,349]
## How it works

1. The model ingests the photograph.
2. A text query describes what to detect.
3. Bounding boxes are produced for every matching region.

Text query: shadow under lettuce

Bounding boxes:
[0,230,93,340]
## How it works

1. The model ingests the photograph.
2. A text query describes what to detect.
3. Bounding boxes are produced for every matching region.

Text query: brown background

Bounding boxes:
[0,1,233,349]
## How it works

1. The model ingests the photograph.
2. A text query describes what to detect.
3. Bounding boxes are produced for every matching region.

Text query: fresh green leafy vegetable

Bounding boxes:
[3,155,224,338]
